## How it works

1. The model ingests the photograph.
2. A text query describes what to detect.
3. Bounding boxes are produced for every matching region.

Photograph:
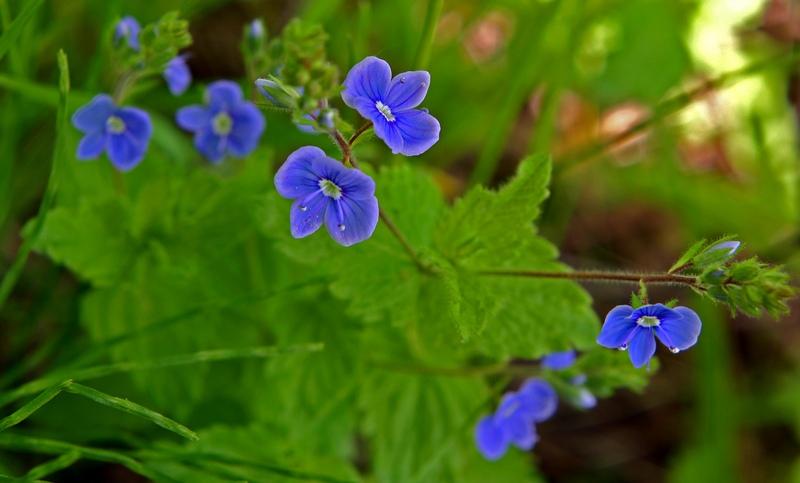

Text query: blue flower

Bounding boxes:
[248,19,265,42]
[341,56,440,156]
[474,378,557,461]
[274,146,379,247]
[164,55,191,96]
[114,16,141,51]
[72,94,152,172]
[541,350,576,370]
[175,80,265,163]
[597,303,702,369]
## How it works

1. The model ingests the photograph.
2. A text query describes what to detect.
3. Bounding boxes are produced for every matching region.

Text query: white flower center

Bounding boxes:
[106,115,126,134]
[318,179,342,200]
[636,316,660,327]
[375,101,395,122]
[212,112,233,136]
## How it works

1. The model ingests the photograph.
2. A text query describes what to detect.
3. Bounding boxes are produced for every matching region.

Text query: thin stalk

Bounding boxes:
[477,269,700,287]
[348,121,373,145]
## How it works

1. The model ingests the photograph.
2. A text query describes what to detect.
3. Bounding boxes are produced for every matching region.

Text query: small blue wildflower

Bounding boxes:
[114,16,141,51]
[341,56,440,156]
[72,94,152,172]
[597,303,702,369]
[176,80,265,163]
[541,350,576,370]
[474,378,557,461]
[274,146,379,246]
[164,55,192,96]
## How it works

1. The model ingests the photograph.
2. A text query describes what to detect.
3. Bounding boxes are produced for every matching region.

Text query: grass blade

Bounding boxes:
[0,50,68,314]
[413,0,444,70]
[0,344,324,409]
[65,383,198,442]
[0,380,71,431]
[0,0,45,62]
[24,450,81,480]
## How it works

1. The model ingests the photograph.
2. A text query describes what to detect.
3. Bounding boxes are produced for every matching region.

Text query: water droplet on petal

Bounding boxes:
[338,224,346,231]
[670,347,680,354]
[421,108,429,114]
[618,343,628,351]
[299,205,307,211]
[294,186,299,190]
[400,76,406,83]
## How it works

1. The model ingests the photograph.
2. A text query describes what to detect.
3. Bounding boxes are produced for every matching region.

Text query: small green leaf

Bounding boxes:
[668,238,707,273]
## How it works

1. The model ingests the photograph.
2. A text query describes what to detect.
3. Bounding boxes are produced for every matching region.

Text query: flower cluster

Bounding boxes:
[475,378,557,461]
[71,16,265,171]
[265,56,440,246]
[597,303,702,369]
[542,350,596,409]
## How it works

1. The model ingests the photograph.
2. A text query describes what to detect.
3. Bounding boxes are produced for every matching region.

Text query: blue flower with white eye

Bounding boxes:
[176,81,265,163]
[164,55,191,96]
[114,16,141,51]
[597,303,702,369]
[72,94,152,172]
[474,378,557,461]
[341,56,440,156]
[274,146,379,247]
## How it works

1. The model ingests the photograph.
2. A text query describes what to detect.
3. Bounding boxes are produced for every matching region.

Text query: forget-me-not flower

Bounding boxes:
[114,16,141,51]
[164,55,191,96]
[72,94,152,172]
[341,56,440,156]
[597,303,702,369]
[176,80,265,163]
[474,378,558,461]
[274,146,379,246]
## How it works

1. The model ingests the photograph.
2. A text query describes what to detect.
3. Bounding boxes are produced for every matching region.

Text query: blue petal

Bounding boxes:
[76,130,107,160]
[194,129,226,163]
[114,16,141,51]
[296,112,319,134]
[506,420,537,451]
[227,103,266,157]
[107,133,145,171]
[72,95,115,133]
[116,107,152,145]
[596,305,635,348]
[176,105,211,132]
[205,80,243,110]
[655,306,702,351]
[164,55,192,96]
[627,327,656,369]
[324,196,379,246]
[517,378,558,422]
[392,109,440,156]
[474,415,508,461]
[274,146,327,199]
[541,350,576,370]
[341,56,391,107]
[632,303,682,323]
[311,156,376,201]
[290,192,328,239]
[385,70,430,111]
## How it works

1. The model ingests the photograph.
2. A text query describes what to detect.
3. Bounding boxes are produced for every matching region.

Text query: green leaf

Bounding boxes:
[437,154,552,268]
[359,371,487,483]
[0,0,46,63]
[669,238,707,273]
[577,349,659,397]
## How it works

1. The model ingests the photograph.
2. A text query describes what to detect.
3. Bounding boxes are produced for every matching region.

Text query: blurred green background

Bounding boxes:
[1,0,800,481]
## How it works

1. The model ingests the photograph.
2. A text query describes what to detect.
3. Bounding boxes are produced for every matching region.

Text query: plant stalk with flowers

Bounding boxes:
[2,7,797,481]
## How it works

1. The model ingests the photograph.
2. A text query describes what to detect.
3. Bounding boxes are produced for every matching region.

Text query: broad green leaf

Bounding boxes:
[359,371,487,483]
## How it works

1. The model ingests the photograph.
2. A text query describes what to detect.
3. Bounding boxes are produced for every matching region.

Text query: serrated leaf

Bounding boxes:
[359,371,487,483]
[436,154,552,267]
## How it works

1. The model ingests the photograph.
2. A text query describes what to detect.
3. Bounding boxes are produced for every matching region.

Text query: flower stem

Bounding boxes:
[348,121,373,146]
[477,269,700,287]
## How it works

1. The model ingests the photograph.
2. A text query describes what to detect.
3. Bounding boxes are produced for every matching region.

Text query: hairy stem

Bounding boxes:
[477,269,700,287]
[348,121,373,146]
